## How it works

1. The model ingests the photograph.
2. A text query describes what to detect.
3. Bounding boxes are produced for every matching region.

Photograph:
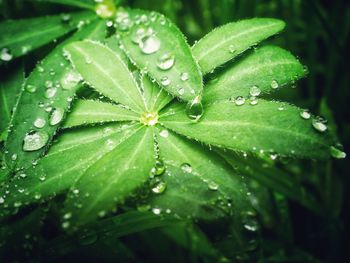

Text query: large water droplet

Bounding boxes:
[60,70,82,90]
[235,96,245,106]
[312,118,327,132]
[152,180,167,194]
[131,26,152,44]
[151,160,166,176]
[300,109,311,119]
[270,80,279,89]
[249,86,261,97]
[181,163,192,173]
[139,35,160,54]
[23,130,49,151]
[186,96,203,121]
[157,53,175,70]
[33,118,46,129]
[0,48,13,62]
[330,146,346,159]
[49,108,64,126]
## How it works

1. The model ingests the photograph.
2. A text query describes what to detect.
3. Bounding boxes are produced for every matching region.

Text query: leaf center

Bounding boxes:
[140,112,158,126]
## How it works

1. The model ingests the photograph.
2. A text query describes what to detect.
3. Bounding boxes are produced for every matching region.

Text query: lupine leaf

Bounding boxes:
[64,40,145,113]
[0,11,95,63]
[149,127,250,219]
[0,66,24,141]
[0,123,140,216]
[118,9,203,101]
[29,0,96,9]
[218,150,324,214]
[63,100,139,128]
[192,18,285,74]
[160,100,336,159]
[139,73,173,112]
[4,19,106,171]
[203,46,306,103]
[62,126,155,228]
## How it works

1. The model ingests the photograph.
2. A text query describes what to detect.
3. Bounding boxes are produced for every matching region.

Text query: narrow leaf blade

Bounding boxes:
[29,0,95,9]
[203,46,306,103]
[64,40,145,112]
[0,11,95,62]
[119,9,203,101]
[160,100,336,159]
[192,18,285,74]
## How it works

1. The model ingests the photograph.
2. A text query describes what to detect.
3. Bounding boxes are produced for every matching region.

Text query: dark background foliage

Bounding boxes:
[1,0,349,262]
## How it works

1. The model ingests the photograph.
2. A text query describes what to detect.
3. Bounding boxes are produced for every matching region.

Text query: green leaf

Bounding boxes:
[0,11,95,63]
[63,100,139,128]
[160,100,336,159]
[203,46,306,103]
[192,18,285,74]
[62,126,155,228]
[139,73,173,112]
[4,19,106,171]
[118,9,203,101]
[0,123,140,216]
[218,150,324,214]
[149,127,250,220]
[30,0,95,9]
[0,66,24,140]
[64,40,145,113]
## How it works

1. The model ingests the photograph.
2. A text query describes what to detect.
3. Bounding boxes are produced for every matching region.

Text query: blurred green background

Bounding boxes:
[1,0,349,262]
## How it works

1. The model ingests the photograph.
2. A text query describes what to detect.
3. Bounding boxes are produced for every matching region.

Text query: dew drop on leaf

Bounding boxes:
[180,72,189,81]
[160,76,171,86]
[0,48,13,62]
[159,129,169,138]
[0,197,5,204]
[33,118,46,129]
[330,146,346,159]
[11,153,17,161]
[45,87,57,99]
[140,112,158,126]
[208,181,219,191]
[25,84,37,93]
[60,70,82,90]
[186,96,203,121]
[157,53,175,70]
[228,44,236,54]
[60,13,71,24]
[270,80,279,89]
[152,180,167,194]
[63,212,72,220]
[249,86,261,97]
[241,211,259,232]
[152,207,161,215]
[300,109,311,119]
[312,118,327,132]
[181,163,192,173]
[49,108,64,126]
[95,0,116,19]
[178,87,185,96]
[151,160,166,176]
[235,96,245,106]
[139,35,161,54]
[250,97,258,105]
[131,26,153,44]
[23,130,49,151]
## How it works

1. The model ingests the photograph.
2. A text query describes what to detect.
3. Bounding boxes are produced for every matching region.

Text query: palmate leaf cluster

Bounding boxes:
[0,0,346,261]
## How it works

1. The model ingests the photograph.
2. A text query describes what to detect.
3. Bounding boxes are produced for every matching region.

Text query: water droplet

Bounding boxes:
[270,80,279,89]
[118,17,133,31]
[95,0,116,18]
[181,163,192,173]
[152,180,167,194]
[242,211,259,232]
[131,26,153,44]
[235,96,245,106]
[152,207,161,215]
[157,53,175,70]
[228,44,236,54]
[278,105,285,111]
[180,72,189,81]
[25,84,37,93]
[21,45,31,54]
[19,173,27,178]
[49,108,64,126]
[300,109,311,119]
[330,146,346,159]
[45,87,57,98]
[208,181,218,191]
[312,118,327,132]
[250,97,258,105]
[11,154,17,161]
[160,76,171,86]
[249,86,261,97]
[0,197,4,204]
[178,87,185,96]
[60,70,82,90]
[186,96,203,121]
[0,48,13,62]
[23,130,49,151]
[140,112,158,126]
[60,13,71,23]
[139,35,160,54]
[151,160,165,176]
[62,221,70,229]
[33,118,46,128]
[159,129,169,138]
[63,212,72,220]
